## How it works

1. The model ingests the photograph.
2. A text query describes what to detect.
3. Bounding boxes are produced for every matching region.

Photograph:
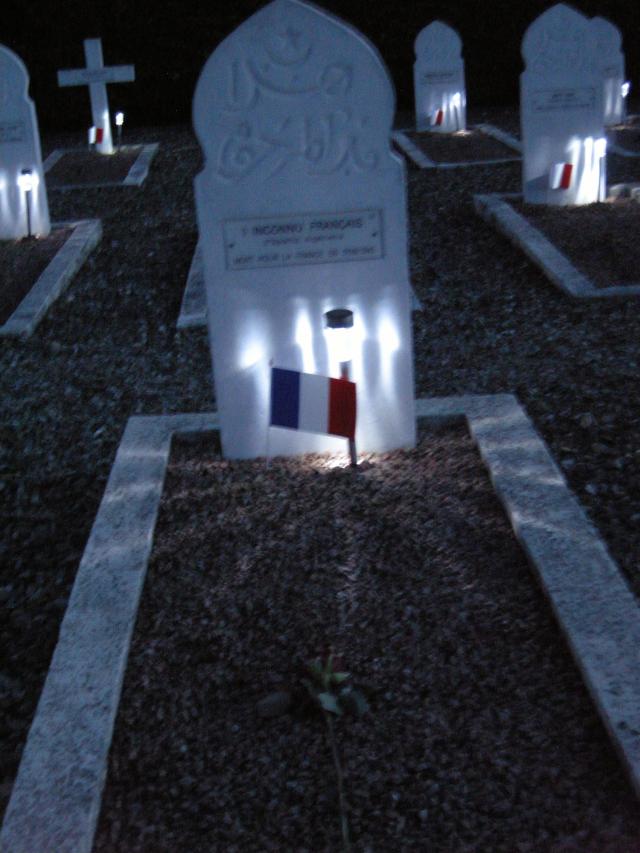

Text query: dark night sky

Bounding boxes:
[3,0,640,129]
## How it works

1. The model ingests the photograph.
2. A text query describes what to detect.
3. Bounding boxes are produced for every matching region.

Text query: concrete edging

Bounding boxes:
[474,193,640,299]
[392,125,520,170]
[43,143,159,189]
[0,219,102,338]
[3,395,640,851]
[177,241,206,329]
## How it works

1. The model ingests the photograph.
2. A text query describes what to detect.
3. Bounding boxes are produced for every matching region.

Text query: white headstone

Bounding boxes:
[413,22,466,132]
[193,0,416,460]
[591,16,626,126]
[57,38,135,155]
[520,4,606,205]
[0,45,50,240]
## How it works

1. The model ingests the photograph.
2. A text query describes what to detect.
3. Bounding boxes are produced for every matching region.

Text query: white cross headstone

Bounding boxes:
[57,38,135,155]
[413,21,466,132]
[0,44,50,240]
[193,0,416,460]
[591,16,626,127]
[521,3,605,205]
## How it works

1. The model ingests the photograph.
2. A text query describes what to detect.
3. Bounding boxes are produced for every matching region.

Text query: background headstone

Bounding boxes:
[193,0,416,459]
[591,16,626,127]
[0,45,50,240]
[520,3,605,206]
[57,38,135,155]
[413,22,466,133]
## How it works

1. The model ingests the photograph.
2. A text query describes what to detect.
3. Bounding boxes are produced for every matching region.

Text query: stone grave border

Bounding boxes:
[474,192,640,299]
[0,219,102,338]
[3,394,640,852]
[392,124,521,170]
[177,241,425,330]
[42,143,159,189]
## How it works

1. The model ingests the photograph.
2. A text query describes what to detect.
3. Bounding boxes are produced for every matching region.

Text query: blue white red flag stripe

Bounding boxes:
[270,367,356,439]
[550,162,573,190]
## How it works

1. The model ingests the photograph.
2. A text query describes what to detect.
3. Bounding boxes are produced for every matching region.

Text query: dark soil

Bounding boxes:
[512,198,640,288]
[0,227,71,324]
[93,428,640,852]
[405,128,518,163]
[45,146,142,187]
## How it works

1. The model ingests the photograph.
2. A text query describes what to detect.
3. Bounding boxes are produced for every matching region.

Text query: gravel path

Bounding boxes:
[2,107,640,840]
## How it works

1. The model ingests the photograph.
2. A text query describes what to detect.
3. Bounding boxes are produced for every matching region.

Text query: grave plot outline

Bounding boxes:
[0,218,102,338]
[2,394,640,852]
[392,125,521,170]
[474,192,640,299]
[42,142,159,190]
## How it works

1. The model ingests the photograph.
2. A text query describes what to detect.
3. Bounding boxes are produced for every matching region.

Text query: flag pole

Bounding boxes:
[340,361,358,467]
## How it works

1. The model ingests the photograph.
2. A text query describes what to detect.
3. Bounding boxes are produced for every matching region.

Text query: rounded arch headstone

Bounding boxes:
[193,0,416,459]
[413,21,466,133]
[591,16,626,126]
[520,3,605,206]
[0,44,50,239]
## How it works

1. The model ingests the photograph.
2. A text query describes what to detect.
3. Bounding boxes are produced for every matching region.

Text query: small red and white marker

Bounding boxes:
[550,162,573,190]
[95,127,104,144]
[430,109,444,127]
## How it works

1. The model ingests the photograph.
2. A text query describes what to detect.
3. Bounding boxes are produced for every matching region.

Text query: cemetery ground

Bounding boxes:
[2,106,640,847]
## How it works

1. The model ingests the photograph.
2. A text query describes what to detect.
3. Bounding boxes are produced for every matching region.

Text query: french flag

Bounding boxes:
[270,367,356,440]
[431,109,444,127]
[550,162,573,190]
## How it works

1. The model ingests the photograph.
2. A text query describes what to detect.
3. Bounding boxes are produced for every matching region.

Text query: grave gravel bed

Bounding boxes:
[45,146,143,186]
[405,128,516,162]
[0,227,71,324]
[510,198,640,288]
[2,108,640,830]
[93,428,640,852]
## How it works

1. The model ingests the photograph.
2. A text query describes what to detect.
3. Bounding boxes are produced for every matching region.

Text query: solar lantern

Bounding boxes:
[324,307,357,466]
[115,111,124,150]
[17,168,37,239]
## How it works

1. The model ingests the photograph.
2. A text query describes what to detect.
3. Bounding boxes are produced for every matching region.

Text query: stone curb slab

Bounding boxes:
[392,125,520,170]
[3,395,640,851]
[474,193,640,299]
[0,219,102,338]
[43,144,159,189]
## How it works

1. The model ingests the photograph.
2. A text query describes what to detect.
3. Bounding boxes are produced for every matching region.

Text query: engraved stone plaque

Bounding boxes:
[532,87,596,112]
[413,22,466,132]
[194,0,415,459]
[0,45,50,238]
[223,209,384,270]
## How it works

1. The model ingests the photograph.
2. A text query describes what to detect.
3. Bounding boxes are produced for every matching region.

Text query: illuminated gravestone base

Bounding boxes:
[413,21,466,133]
[521,3,606,206]
[0,45,50,240]
[57,38,135,156]
[592,16,626,127]
[193,0,416,459]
